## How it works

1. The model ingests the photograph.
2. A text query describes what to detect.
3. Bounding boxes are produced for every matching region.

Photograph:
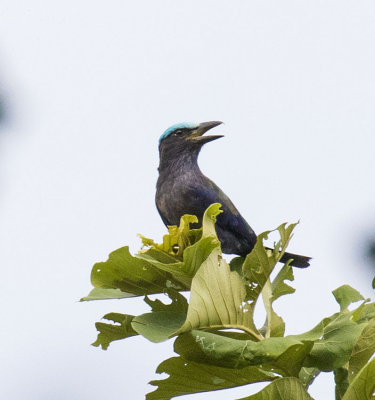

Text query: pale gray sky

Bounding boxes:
[0,1,374,399]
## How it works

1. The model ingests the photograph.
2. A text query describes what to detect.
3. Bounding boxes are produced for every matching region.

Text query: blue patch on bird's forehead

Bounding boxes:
[159,122,198,144]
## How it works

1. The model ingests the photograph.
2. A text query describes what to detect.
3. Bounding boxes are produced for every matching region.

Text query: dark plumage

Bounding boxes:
[155,121,311,268]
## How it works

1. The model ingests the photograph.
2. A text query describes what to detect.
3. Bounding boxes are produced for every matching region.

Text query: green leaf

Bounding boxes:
[342,357,375,400]
[242,223,298,338]
[242,223,297,298]
[237,377,315,400]
[176,246,261,340]
[289,320,325,342]
[131,291,188,342]
[92,313,138,350]
[81,287,135,301]
[136,236,218,288]
[271,340,314,377]
[298,367,320,389]
[137,246,179,265]
[174,330,252,369]
[144,290,188,314]
[173,205,298,340]
[334,367,349,400]
[174,330,312,375]
[147,357,276,400]
[132,312,186,343]
[84,204,375,400]
[139,214,200,257]
[348,318,375,382]
[242,222,296,284]
[333,285,364,311]
[230,256,244,273]
[352,302,375,324]
[261,278,286,338]
[136,204,222,287]
[90,246,181,296]
[272,262,295,302]
[266,309,285,338]
[304,313,366,371]
[201,202,223,237]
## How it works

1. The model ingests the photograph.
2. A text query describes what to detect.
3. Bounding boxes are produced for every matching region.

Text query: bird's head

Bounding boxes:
[158,121,223,163]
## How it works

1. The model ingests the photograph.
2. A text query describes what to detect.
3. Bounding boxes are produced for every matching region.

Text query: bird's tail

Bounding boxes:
[264,247,311,268]
[280,251,311,268]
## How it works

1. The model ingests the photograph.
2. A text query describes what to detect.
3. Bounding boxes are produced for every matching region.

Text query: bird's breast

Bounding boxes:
[156,169,207,226]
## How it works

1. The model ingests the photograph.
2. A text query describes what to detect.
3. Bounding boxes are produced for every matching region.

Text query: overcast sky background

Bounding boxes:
[1,1,374,399]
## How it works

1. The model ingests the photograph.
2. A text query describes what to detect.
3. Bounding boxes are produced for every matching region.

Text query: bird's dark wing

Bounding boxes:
[185,179,257,257]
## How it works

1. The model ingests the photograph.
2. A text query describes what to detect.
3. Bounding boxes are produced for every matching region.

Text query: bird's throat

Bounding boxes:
[158,147,201,176]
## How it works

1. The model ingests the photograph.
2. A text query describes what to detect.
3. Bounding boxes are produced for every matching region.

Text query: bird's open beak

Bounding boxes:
[189,121,224,144]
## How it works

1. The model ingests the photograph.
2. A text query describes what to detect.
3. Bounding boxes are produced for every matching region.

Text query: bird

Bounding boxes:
[155,121,311,268]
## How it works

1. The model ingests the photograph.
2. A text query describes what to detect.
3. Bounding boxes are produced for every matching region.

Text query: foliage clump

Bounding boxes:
[82,204,375,400]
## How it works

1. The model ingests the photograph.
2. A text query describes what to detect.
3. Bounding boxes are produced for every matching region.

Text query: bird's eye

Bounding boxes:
[172,129,183,136]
